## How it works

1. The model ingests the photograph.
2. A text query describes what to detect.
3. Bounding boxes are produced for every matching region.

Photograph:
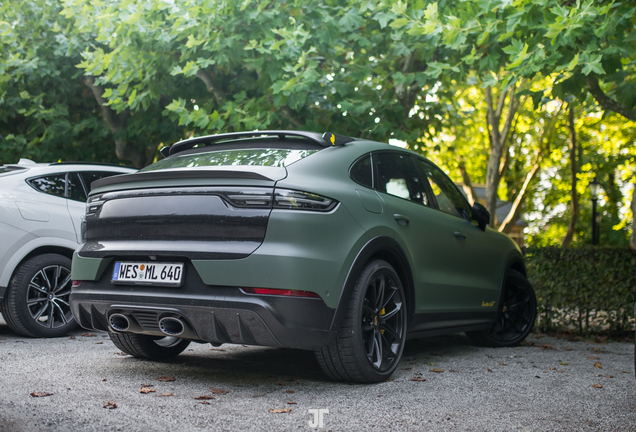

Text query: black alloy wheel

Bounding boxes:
[315,259,407,383]
[2,254,77,337]
[361,267,406,372]
[467,269,536,347]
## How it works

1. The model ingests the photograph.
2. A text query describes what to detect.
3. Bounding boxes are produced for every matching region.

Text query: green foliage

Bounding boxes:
[0,0,117,164]
[526,246,636,334]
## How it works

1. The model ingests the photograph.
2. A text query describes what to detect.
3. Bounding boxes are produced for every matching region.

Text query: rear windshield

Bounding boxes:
[141,148,318,172]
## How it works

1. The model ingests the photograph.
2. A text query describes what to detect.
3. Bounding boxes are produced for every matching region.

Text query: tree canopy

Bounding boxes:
[1,0,635,247]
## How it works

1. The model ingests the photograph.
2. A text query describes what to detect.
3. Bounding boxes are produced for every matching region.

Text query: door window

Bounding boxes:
[416,159,471,219]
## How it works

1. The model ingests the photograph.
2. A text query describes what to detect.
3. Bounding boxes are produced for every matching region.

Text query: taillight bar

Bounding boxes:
[241,287,320,298]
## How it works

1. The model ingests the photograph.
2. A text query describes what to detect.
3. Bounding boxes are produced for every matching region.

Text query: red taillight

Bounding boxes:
[72,280,82,287]
[241,287,320,298]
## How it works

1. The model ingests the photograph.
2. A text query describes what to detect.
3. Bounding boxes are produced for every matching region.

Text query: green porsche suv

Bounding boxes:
[70,130,536,383]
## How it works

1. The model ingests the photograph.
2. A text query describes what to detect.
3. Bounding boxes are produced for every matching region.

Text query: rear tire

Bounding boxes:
[315,259,407,383]
[467,270,536,347]
[109,332,190,360]
[2,253,77,337]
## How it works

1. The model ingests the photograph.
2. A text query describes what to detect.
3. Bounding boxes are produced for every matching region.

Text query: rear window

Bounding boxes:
[141,148,318,172]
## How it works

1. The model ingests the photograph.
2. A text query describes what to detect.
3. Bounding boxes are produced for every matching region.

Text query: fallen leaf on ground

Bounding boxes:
[269,408,292,413]
[140,388,155,394]
[557,370,565,373]
[95,342,103,344]
[593,347,602,351]
[194,395,215,400]
[430,368,444,373]
[560,362,568,365]
[594,362,602,369]
[69,336,76,340]
[499,363,507,366]
[156,376,176,382]
[449,370,458,373]
[286,390,295,394]
[277,382,286,386]
[209,388,228,395]
[162,393,174,396]
[549,367,556,370]
[605,375,613,378]
[487,369,493,373]
[103,401,117,409]
[199,401,211,405]
[81,333,97,337]
[403,367,412,370]
[410,377,426,382]
[102,378,107,382]
[287,401,297,404]
[30,392,53,397]
[592,384,603,389]
[141,384,153,388]
[622,371,630,374]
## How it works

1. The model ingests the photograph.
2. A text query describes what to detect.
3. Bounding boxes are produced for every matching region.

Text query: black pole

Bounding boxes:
[591,197,598,245]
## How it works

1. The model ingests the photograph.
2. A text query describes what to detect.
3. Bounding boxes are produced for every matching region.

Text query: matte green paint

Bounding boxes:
[71,252,112,281]
[192,203,369,309]
[74,138,523,321]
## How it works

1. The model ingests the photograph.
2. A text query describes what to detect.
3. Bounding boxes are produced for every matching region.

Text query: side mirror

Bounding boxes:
[471,202,490,231]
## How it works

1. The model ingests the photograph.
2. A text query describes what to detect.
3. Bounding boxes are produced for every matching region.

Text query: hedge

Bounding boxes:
[524,246,636,334]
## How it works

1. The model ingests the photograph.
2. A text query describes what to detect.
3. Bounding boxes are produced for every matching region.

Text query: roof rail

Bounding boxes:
[160,130,356,157]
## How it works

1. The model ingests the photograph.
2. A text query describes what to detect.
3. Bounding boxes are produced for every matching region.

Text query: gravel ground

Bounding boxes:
[0,317,634,432]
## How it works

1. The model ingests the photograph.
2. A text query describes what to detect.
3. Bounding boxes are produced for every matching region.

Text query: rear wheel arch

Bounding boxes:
[2,245,76,297]
[330,236,415,333]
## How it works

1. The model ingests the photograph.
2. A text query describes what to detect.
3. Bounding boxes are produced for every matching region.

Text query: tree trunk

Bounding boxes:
[498,161,540,234]
[457,160,477,205]
[484,85,518,226]
[81,76,150,168]
[561,105,578,248]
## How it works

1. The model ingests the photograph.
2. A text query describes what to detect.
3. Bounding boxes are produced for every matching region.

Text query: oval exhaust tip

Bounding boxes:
[109,314,130,332]
[159,317,185,336]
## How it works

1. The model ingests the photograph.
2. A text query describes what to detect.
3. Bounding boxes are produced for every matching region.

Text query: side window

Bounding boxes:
[349,154,373,188]
[68,173,88,202]
[27,174,67,198]
[416,159,471,219]
[373,152,428,205]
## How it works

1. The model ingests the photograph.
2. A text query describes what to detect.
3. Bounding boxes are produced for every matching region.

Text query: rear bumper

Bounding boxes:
[70,262,337,350]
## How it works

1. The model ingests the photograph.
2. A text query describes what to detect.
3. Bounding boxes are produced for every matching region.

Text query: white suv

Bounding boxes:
[0,159,135,337]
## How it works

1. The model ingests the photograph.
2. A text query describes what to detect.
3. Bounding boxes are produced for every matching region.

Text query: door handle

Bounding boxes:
[453,231,466,240]
[393,214,410,226]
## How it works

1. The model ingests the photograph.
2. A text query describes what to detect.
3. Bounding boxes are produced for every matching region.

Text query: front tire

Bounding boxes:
[315,260,407,383]
[109,332,190,360]
[2,253,77,337]
[467,269,537,347]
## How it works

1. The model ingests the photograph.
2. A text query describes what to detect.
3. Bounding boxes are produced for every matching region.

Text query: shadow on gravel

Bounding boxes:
[99,333,481,385]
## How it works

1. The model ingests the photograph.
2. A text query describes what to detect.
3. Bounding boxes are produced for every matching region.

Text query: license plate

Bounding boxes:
[112,262,184,286]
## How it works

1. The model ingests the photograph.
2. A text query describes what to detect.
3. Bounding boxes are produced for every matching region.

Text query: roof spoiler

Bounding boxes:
[159,130,356,158]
